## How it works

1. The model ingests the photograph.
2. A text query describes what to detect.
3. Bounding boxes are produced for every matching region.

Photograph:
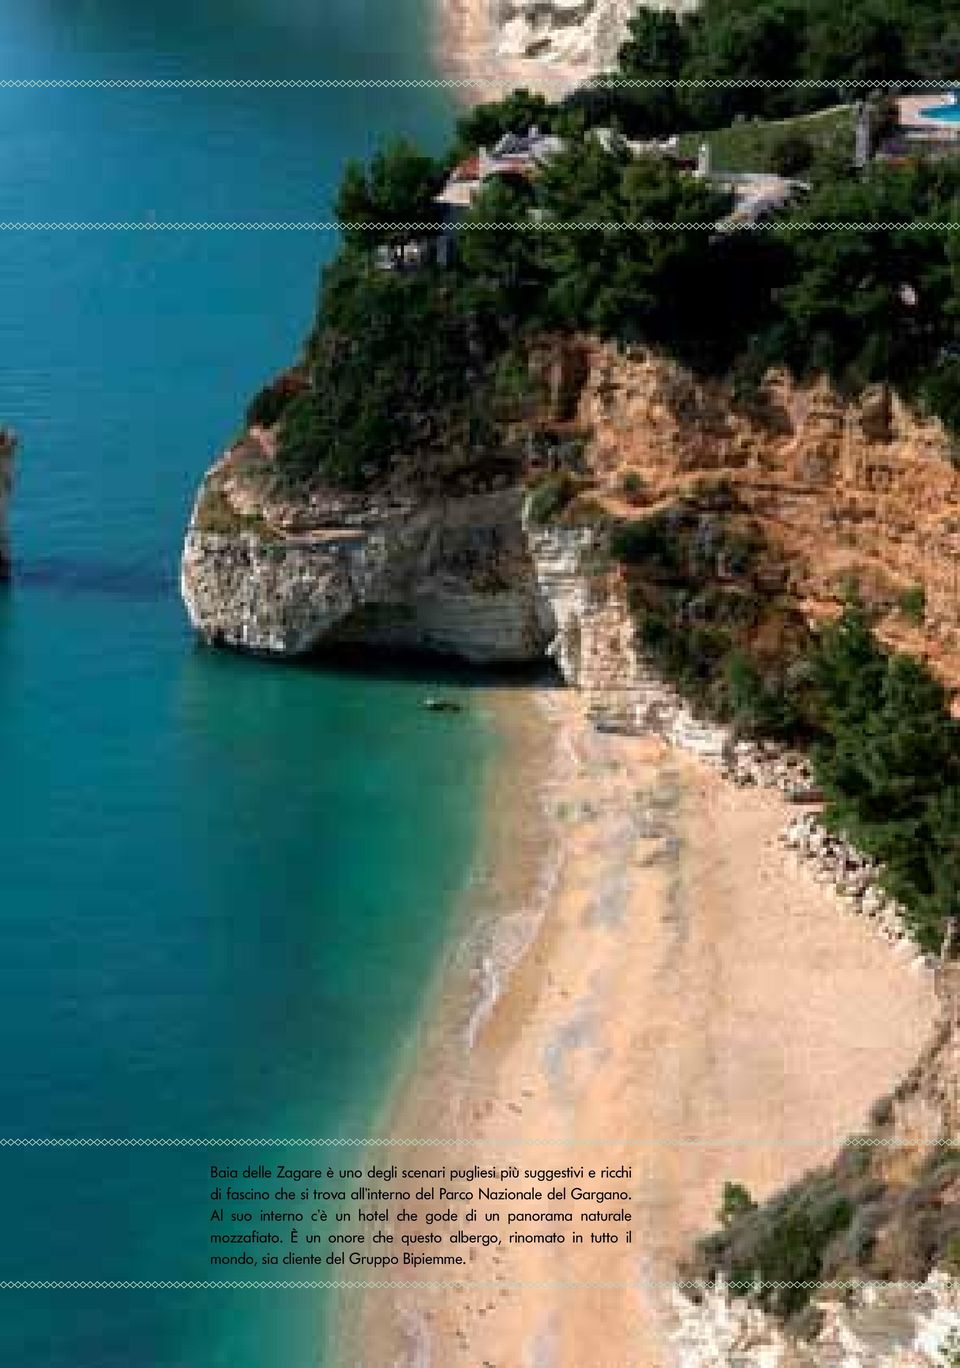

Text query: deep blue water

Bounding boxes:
[0,5,487,1365]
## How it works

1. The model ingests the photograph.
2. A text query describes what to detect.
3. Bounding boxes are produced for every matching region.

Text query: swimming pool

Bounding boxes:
[920,100,960,123]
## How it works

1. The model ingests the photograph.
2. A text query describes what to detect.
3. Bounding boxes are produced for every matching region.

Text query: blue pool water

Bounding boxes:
[920,100,960,122]
[0,4,488,1365]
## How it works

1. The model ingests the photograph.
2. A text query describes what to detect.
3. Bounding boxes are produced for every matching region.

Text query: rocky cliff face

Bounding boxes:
[182,341,960,693]
[181,451,554,663]
[525,512,733,753]
[441,0,697,100]
[669,953,960,1368]
[493,0,695,70]
[550,338,960,682]
[672,1270,960,1367]
[180,435,736,748]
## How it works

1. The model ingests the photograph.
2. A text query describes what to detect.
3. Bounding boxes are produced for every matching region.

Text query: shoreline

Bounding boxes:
[337,686,938,1367]
[330,682,561,1365]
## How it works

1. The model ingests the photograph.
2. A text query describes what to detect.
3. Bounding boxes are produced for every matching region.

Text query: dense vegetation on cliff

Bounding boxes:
[577,0,959,132]
[258,114,960,491]
[606,499,960,949]
[603,484,960,950]
[257,145,960,487]
[238,13,960,952]
[807,602,960,946]
[255,138,740,488]
[687,1129,960,1325]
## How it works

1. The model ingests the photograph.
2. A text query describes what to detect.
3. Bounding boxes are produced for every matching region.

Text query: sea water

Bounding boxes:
[0,3,487,1364]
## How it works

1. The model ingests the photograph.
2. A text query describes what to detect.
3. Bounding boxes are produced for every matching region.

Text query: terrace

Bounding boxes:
[434,124,803,229]
[882,90,960,158]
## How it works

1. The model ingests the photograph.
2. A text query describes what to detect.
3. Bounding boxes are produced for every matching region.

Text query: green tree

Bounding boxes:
[334,139,441,263]
[725,650,798,738]
[775,162,957,392]
[681,1,809,127]
[848,654,957,831]
[808,598,887,732]
[802,4,906,84]
[278,263,508,488]
[456,175,547,327]
[619,8,689,78]
[538,141,730,346]
[719,1181,757,1227]
[908,785,960,935]
[602,10,690,134]
[453,89,557,158]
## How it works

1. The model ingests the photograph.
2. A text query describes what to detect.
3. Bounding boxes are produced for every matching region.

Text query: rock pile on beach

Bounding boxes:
[779,811,916,950]
[720,738,821,802]
[671,1270,960,1367]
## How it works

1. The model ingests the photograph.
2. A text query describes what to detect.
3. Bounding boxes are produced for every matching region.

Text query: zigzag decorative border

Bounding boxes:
[0,77,955,89]
[0,1135,949,1146]
[0,221,953,231]
[0,1278,949,1289]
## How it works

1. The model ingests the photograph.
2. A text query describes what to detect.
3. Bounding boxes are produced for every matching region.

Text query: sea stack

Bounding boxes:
[0,428,16,580]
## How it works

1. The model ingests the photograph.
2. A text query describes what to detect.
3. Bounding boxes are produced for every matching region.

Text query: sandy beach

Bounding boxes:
[338,688,938,1368]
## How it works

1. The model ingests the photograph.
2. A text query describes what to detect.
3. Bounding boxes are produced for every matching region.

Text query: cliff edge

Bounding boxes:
[181,439,556,663]
[181,339,960,697]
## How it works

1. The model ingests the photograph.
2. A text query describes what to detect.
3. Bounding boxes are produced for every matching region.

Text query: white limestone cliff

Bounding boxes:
[493,0,697,70]
[180,454,731,757]
[671,1272,960,1368]
[524,514,731,758]
[180,477,555,664]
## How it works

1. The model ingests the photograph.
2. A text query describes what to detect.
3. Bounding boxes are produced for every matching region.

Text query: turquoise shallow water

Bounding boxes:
[0,5,490,1365]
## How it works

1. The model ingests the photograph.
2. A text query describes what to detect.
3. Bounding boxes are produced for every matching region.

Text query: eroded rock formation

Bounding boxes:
[181,341,960,688]
[671,954,960,1367]
[565,339,960,677]
[492,0,695,70]
[181,458,554,662]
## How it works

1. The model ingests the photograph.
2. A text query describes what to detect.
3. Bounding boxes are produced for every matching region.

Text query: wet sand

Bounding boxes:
[340,688,937,1367]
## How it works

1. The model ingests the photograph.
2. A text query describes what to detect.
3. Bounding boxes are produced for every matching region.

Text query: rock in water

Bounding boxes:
[422,698,463,714]
[0,428,16,580]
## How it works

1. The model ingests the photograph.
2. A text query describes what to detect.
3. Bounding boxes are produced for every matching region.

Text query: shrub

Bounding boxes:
[941,1238,960,1277]
[728,1199,854,1316]
[245,370,308,429]
[193,483,276,540]
[246,383,290,430]
[619,470,647,505]
[609,514,678,571]
[526,471,579,524]
[726,650,799,738]
[898,583,926,625]
[807,600,960,948]
[719,1182,757,1228]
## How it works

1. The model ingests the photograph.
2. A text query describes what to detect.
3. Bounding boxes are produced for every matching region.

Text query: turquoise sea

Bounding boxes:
[0,4,490,1364]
